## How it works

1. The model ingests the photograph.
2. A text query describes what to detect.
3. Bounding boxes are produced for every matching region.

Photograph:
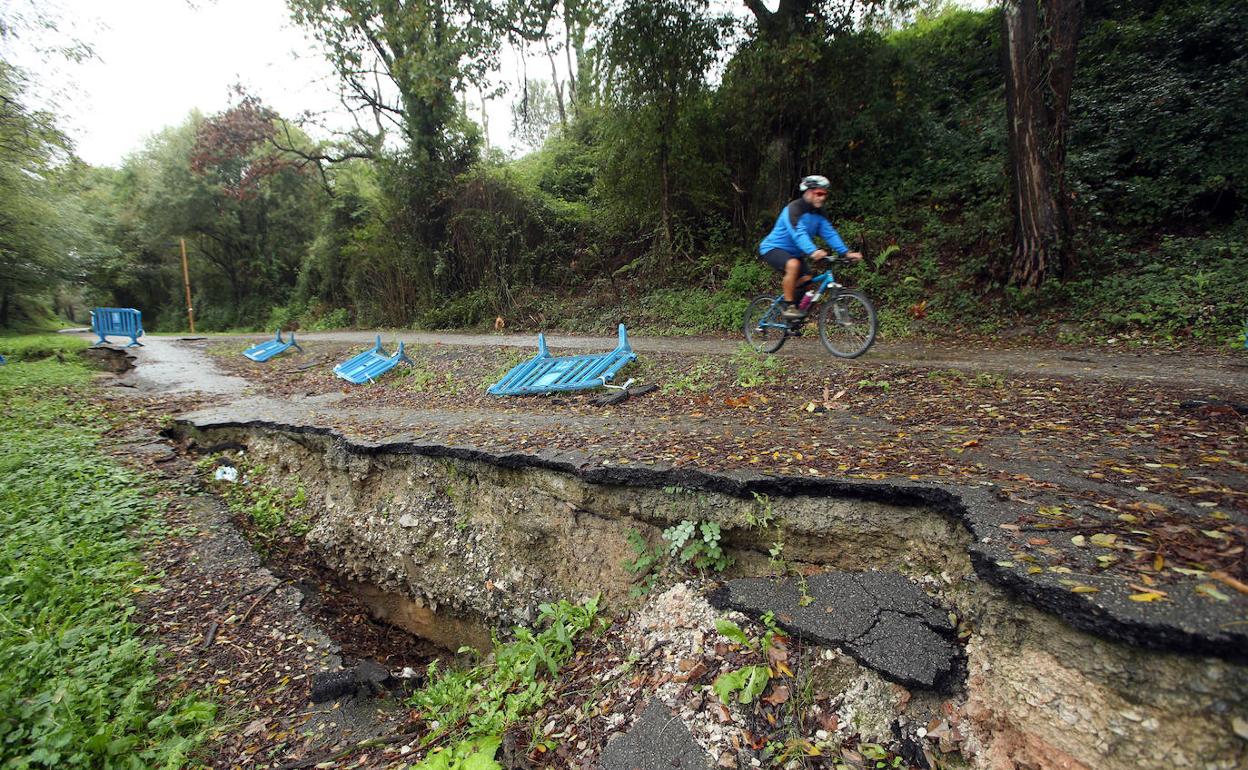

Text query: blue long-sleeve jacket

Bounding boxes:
[758,198,848,258]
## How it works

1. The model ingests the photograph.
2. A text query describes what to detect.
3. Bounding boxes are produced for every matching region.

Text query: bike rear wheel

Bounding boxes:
[743,295,788,354]
[817,289,877,358]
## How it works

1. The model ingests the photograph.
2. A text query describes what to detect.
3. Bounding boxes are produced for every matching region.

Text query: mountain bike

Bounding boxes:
[743,256,878,358]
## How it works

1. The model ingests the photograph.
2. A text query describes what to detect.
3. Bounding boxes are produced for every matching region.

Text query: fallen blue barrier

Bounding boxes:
[333,336,413,384]
[488,324,637,396]
[243,329,303,362]
[91,307,144,347]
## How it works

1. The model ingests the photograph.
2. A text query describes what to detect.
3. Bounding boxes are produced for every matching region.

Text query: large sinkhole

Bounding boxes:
[176,421,1248,770]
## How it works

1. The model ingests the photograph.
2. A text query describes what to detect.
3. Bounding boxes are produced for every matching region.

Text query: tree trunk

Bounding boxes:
[1002,0,1084,289]
[743,0,819,39]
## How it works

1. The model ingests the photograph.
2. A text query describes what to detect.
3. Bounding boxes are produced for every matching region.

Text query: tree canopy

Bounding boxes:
[2,0,1244,343]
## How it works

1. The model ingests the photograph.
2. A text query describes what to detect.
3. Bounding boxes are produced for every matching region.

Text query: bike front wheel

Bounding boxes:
[817,290,877,358]
[743,295,788,354]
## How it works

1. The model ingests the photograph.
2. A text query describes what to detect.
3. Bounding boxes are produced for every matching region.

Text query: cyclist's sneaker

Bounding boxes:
[781,303,807,320]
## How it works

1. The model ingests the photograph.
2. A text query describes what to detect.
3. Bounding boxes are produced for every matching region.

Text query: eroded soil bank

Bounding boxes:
[175,420,1248,770]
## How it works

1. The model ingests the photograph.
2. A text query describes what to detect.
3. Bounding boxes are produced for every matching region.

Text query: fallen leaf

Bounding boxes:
[1129,591,1166,602]
[1210,571,1248,595]
[762,685,791,706]
[1195,583,1231,602]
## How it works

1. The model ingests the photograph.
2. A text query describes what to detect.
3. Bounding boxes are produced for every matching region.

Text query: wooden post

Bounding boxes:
[180,238,196,333]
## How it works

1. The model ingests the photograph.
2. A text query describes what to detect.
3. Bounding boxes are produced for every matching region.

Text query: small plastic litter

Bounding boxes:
[214,466,238,482]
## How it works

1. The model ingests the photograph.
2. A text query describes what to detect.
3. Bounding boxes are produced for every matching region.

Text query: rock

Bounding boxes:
[354,659,389,685]
[310,670,356,703]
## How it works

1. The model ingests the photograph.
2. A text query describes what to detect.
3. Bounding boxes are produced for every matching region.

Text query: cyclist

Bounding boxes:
[758,175,862,320]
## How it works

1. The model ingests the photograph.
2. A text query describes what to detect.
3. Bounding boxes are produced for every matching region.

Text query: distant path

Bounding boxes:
[231,329,1248,393]
[78,334,249,396]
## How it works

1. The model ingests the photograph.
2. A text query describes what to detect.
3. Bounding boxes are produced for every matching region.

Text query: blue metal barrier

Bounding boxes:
[333,336,413,384]
[488,324,637,396]
[91,308,144,347]
[243,329,303,362]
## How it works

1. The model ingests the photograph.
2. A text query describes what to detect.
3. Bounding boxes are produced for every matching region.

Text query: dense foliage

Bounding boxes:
[3,0,1245,343]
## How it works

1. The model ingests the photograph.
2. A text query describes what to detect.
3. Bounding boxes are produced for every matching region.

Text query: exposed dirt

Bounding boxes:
[96,392,433,769]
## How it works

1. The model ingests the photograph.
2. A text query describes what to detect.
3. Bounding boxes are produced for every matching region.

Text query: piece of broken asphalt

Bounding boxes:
[600,699,714,770]
[711,571,959,691]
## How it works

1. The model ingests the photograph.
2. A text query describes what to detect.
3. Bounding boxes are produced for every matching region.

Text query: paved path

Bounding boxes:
[221,329,1248,392]
[79,331,1247,661]
[118,335,249,396]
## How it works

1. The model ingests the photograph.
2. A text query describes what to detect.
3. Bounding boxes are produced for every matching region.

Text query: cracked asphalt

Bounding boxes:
[86,332,1248,662]
[711,573,959,691]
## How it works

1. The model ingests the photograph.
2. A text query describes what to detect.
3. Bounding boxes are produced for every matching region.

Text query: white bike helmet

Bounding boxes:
[799,174,830,192]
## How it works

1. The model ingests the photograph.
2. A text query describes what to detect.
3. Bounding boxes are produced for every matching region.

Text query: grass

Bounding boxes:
[0,332,89,362]
[0,354,215,768]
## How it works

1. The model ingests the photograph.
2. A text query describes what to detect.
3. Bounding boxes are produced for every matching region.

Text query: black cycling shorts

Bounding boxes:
[760,249,810,276]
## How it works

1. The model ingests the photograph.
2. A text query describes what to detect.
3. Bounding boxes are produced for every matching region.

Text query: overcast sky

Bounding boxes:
[4,0,359,166]
[3,0,984,168]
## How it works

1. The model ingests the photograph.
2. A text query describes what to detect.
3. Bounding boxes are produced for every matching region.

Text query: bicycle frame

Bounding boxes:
[758,268,841,331]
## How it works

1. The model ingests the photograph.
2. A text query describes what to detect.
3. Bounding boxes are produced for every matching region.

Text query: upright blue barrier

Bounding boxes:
[91,308,144,347]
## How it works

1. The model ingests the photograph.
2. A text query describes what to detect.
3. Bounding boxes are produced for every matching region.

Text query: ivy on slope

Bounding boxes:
[0,359,214,769]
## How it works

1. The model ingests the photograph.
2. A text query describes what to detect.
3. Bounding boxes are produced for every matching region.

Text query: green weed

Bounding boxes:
[711,613,783,705]
[660,359,719,394]
[746,492,775,530]
[0,355,215,767]
[662,519,733,573]
[407,597,602,763]
[971,372,1004,388]
[732,346,785,388]
[623,530,664,598]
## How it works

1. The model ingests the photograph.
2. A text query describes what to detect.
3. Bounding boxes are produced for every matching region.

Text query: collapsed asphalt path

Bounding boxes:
[80,331,1247,768]
[94,331,1248,660]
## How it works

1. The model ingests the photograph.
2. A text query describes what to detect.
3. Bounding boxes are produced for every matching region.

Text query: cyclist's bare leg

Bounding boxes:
[783,259,814,304]
[783,258,802,303]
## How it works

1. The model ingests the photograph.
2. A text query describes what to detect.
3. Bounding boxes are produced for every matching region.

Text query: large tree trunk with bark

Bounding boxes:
[1002,0,1084,289]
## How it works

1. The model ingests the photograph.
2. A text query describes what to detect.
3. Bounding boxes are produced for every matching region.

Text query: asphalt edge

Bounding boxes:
[173,414,1248,663]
